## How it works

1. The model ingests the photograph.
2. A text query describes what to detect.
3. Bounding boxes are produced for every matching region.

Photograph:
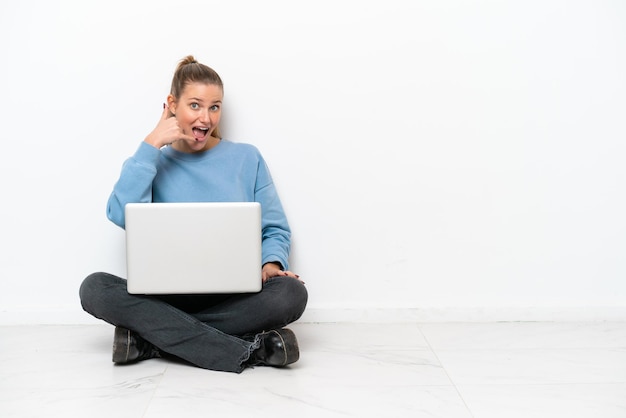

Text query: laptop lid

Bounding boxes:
[125,202,262,294]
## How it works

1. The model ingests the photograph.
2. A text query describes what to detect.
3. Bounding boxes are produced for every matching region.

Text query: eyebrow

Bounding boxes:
[187,97,222,104]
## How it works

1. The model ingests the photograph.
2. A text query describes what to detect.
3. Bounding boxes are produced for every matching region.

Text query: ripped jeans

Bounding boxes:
[79,272,308,373]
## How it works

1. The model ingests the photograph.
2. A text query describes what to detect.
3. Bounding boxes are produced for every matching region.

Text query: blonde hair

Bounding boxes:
[170,55,224,138]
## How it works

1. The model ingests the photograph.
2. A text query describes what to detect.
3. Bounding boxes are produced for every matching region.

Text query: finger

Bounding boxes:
[180,132,197,142]
[282,271,304,283]
[161,103,171,121]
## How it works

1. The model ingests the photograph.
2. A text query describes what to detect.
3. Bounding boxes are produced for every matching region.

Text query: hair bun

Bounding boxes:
[178,55,198,69]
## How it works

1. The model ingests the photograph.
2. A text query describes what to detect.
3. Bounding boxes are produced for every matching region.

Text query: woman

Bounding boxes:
[79,56,308,373]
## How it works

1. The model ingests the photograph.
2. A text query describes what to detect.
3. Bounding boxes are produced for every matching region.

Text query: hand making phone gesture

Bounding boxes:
[143,104,195,149]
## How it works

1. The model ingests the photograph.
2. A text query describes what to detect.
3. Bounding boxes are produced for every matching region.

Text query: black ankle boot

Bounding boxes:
[112,326,160,364]
[247,328,300,367]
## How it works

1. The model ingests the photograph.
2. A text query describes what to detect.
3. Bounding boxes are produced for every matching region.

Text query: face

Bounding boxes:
[168,82,223,153]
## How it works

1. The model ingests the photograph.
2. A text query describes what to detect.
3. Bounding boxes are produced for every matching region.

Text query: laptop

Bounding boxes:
[125,202,262,294]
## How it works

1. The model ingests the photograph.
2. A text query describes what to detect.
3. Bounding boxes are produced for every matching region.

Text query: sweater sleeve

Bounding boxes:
[106,142,162,229]
[255,157,292,271]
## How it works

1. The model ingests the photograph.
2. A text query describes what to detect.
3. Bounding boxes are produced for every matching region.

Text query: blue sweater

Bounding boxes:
[107,140,291,270]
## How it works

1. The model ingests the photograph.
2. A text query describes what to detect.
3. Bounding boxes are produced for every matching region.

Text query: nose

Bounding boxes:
[198,109,210,123]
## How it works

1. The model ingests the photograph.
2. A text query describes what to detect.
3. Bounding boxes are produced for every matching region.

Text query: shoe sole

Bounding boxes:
[275,328,299,366]
[112,326,131,363]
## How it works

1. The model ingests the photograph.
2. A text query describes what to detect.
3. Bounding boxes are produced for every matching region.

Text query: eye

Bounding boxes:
[210,104,220,111]
[190,103,200,110]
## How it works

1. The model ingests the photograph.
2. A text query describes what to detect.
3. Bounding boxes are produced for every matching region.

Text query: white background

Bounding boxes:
[1,0,625,323]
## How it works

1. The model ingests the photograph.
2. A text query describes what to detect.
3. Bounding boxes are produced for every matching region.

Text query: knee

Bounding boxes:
[289,279,308,314]
[271,277,308,323]
[79,272,122,312]
[79,272,104,301]
[291,280,308,322]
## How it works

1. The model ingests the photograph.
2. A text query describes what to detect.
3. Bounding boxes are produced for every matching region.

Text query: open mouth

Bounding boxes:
[192,127,209,141]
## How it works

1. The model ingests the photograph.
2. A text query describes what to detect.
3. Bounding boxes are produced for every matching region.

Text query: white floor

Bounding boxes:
[1,321,625,418]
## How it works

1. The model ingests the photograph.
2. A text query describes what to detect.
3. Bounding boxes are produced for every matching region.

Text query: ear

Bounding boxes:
[167,94,177,116]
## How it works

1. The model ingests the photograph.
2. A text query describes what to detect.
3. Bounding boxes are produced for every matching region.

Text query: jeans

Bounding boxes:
[79,272,308,373]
